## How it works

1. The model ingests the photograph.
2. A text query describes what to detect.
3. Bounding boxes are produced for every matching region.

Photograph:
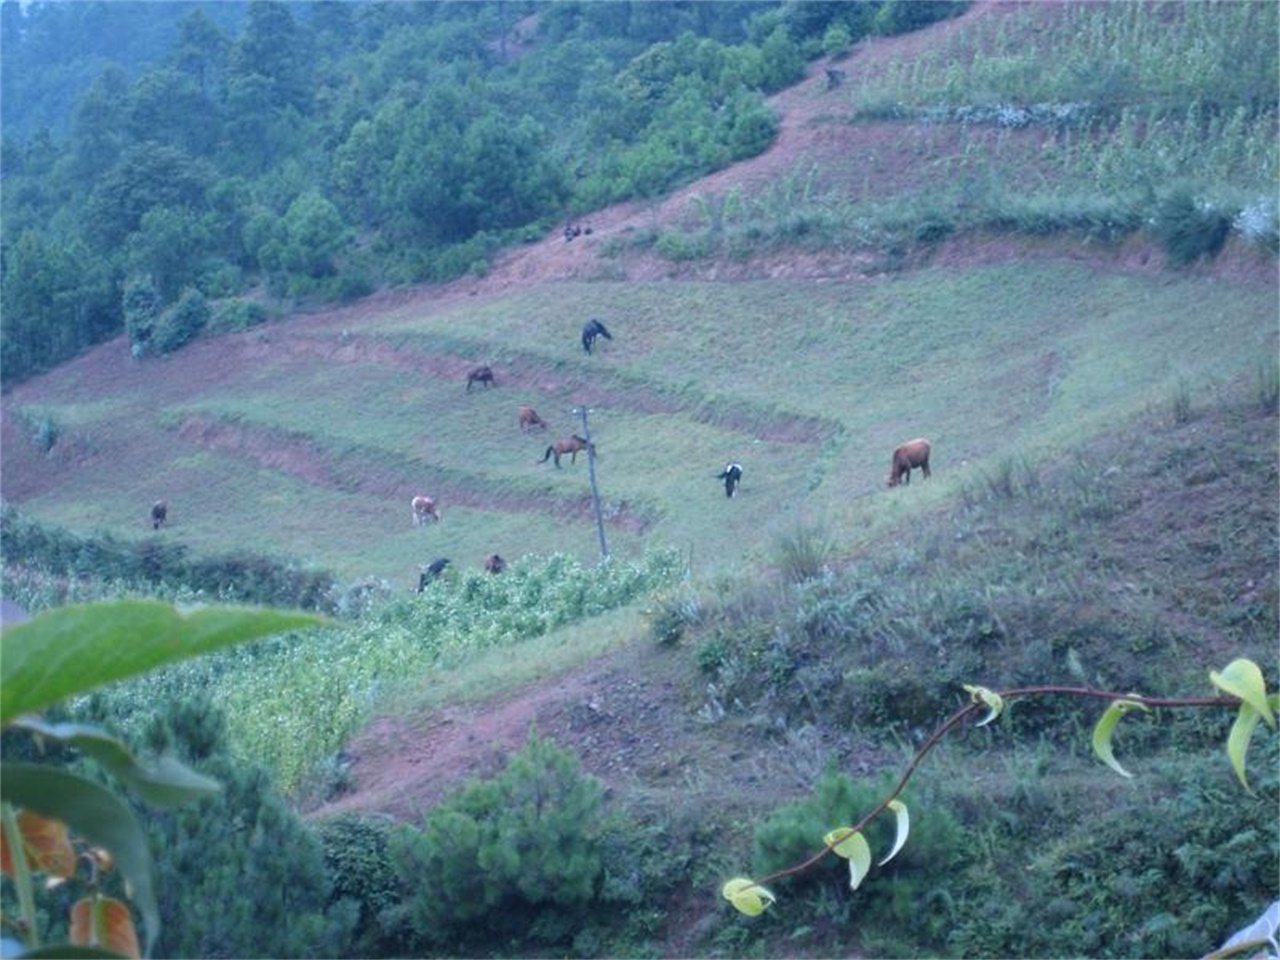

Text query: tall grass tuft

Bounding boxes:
[1256,362,1280,413]
[1171,377,1195,424]
[773,521,838,582]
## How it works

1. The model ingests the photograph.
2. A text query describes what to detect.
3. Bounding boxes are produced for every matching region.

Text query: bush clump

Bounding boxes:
[386,733,606,951]
[1150,186,1233,266]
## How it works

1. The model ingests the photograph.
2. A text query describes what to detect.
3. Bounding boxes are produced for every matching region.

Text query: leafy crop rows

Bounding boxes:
[85,550,682,794]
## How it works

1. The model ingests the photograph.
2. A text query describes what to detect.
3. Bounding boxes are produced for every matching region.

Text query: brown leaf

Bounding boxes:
[70,896,142,959]
[0,810,76,879]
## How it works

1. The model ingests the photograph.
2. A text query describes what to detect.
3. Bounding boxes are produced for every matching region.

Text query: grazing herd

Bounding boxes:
[149,316,934,590]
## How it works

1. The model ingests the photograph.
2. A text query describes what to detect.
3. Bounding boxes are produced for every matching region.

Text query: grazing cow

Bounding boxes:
[417,557,451,591]
[466,365,495,392]
[581,318,612,355]
[151,500,168,530]
[411,495,441,526]
[887,438,932,487]
[539,434,594,468]
[484,553,507,575]
[716,463,744,499]
[518,404,548,432]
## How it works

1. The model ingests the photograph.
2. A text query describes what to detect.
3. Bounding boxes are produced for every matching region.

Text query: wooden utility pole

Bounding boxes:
[574,406,610,561]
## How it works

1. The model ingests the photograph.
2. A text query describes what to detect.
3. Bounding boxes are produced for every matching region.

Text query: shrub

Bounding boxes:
[386,733,606,950]
[124,698,360,958]
[752,765,966,949]
[655,230,714,261]
[1150,186,1233,266]
[123,274,160,355]
[21,408,61,453]
[208,297,269,334]
[151,287,210,354]
[319,814,401,957]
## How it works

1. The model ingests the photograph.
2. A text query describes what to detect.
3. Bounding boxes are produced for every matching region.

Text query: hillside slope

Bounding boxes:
[3,4,1276,956]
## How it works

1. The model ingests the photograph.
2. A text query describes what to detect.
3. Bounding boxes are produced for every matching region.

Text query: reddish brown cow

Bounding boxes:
[411,495,441,526]
[539,434,594,468]
[518,404,548,432]
[484,553,507,574]
[887,438,932,487]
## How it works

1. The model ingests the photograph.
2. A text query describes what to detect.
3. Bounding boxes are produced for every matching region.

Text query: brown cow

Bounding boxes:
[466,365,495,392]
[887,438,932,487]
[411,495,441,526]
[484,553,507,574]
[539,434,594,468]
[518,404,548,432]
[151,500,168,530]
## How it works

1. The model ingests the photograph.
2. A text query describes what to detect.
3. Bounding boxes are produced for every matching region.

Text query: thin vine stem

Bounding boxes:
[749,686,1243,890]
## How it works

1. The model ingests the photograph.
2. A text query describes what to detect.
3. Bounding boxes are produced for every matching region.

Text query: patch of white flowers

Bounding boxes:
[1233,196,1279,250]
[913,101,1095,129]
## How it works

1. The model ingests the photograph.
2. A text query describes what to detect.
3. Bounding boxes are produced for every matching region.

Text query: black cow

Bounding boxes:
[581,318,612,354]
[417,557,451,591]
[716,463,743,498]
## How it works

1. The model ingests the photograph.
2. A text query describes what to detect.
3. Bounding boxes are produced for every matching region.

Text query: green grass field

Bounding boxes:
[8,262,1275,585]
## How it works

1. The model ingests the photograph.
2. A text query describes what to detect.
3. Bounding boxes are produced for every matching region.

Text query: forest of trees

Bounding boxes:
[0,0,965,384]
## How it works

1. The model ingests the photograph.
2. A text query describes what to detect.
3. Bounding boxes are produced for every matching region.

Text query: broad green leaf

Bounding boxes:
[1,763,159,957]
[11,718,221,807]
[823,827,862,859]
[1,600,326,726]
[878,800,910,866]
[962,684,1004,726]
[824,829,872,890]
[722,877,775,916]
[1092,699,1150,778]
[1225,704,1263,794]
[1210,659,1275,729]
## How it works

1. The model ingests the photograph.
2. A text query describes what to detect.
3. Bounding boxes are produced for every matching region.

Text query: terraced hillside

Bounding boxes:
[6,2,1276,589]
[4,255,1274,587]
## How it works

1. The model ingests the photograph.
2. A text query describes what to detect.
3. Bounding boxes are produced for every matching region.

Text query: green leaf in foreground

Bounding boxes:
[1,763,160,957]
[962,684,1004,727]
[1210,658,1275,729]
[878,800,910,867]
[1092,698,1150,778]
[0,600,327,725]
[9,717,221,807]
[722,877,775,916]
[824,828,872,890]
[1225,704,1264,795]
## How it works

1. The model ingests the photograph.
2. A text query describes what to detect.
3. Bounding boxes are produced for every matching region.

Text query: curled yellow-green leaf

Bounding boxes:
[878,800,910,867]
[1226,704,1263,795]
[962,684,1004,727]
[1210,659,1275,729]
[823,828,872,890]
[722,877,775,916]
[1092,698,1150,778]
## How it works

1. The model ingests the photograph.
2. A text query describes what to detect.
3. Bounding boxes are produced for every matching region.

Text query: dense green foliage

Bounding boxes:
[685,391,1278,957]
[1,503,339,612]
[0,0,964,382]
[120,698,360,958]
[318,814,401,957]
[57,549,681,794]
[385,733,607,951]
